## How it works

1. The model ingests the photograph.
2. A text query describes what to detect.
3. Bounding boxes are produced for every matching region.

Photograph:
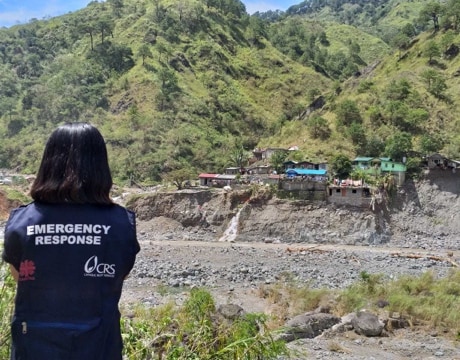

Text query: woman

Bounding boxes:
[2,122,140,360]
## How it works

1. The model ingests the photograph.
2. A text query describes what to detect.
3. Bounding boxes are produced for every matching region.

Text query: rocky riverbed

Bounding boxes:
[119,172,460,359]
[122,237,460,359]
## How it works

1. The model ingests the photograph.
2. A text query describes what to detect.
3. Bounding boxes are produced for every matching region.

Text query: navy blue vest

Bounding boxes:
[3,202,139,360]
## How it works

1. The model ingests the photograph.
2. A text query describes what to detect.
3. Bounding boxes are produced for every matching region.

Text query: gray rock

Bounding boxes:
[351,311,385,337]
[217,304,245,320]
[278,312,341,342]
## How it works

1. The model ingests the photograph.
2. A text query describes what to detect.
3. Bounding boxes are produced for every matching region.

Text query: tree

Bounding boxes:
[419,134,444,154]
[156,39,168,61]
[385,100,409,129]
[385,79,412,101]
[363,136,385,158]
[401,23,416,38]
[78,21,97,51]
[443,0,460,30]
[367,105,384,128]
[347,122,367,152]
[441,30,455,52]
[421,68,447,98]
[229,142,250,169]
[155,68,181,111]
[96,17,115,44]
[269,150,288,174]
[419,1,442,30]
[325,51,351,79]
[385,132,412,161]
[89,42,135,73]
[335,100,362,127]
[138,44,153,65]
[348,41,361,58]
[330,154,352,179]
[247,16,267,46]
[307,115,331,140]
[158,68,179,95]
[108,0,124,17]
[161,167,195,190]
[0,97,17,121]
[350,168,374,185]
[424,40,440,63]
[392,33,410,57]
[405,108,429,132]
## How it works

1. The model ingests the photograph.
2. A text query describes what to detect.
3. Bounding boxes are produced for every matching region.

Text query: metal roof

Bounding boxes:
[216,174,237,180]
[353,157,374,162]
[199,173,219,178]
[285,169,327,176]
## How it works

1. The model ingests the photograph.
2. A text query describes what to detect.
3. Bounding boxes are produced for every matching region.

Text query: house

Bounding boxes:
[281,169,327,197]
[317,162,328,170]
[252,147,291,161]
[224,167,242,175]
[328,185,372,207]
[264,174,281,185]
[246,164,272,175]
[283,160,328,171]
[423,153,460,173]
[450,159,460,170]
[425,153,458,169]
[198,173,238,187]
[380,159,406,172]
[425,153,446,169]
[283,160,298,170]
[352,157,375,170]
[352,156,407,185]
[252,147,285,161]
[297,161,316,169]
[199,173,219,186]
[285,168,327,181]
[216,174,238,186]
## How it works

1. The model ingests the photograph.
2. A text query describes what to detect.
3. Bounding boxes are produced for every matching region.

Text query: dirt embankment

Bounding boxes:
[127,171,460,252]
[0,190,24,221]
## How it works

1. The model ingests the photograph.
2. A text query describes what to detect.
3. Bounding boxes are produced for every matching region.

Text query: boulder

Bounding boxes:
[351,310,385,337]
[278,312,341,342]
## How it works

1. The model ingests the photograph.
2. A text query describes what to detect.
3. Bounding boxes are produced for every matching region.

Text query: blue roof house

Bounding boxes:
[285,169,327,178]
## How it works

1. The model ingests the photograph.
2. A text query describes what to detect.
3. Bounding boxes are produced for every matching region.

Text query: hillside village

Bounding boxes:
[198,148,460,208]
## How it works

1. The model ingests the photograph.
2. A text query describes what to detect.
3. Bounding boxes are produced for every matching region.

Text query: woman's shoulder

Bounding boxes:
[8,201,136,221]
[110,203,136,225]
[108,203,135,215]
[8,201,35,216]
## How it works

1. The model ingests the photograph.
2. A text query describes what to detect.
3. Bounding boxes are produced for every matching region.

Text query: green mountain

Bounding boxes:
[0,0,458,185]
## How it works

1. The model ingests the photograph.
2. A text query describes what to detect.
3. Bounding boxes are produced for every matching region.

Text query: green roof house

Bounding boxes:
[353,157,407,185]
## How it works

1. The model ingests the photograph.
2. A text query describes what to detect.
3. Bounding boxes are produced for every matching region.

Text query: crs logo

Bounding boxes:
[84,256,116,277]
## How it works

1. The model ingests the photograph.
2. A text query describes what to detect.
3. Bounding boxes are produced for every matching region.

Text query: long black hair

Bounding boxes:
[30,122,113,204]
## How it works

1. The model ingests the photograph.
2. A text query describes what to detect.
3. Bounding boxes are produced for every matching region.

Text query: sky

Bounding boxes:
[0,0,300,28]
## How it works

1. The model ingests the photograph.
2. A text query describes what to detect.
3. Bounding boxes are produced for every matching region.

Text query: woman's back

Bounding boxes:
[4,202,139,360]
[2,123,140,360]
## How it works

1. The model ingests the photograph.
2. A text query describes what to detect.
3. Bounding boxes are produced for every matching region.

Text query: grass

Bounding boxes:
[2,264,460,358]
[0,265,15,359]
[120,287,288,359]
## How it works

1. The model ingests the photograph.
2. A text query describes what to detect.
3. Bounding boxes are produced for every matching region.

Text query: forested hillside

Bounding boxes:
[0,0,459,185]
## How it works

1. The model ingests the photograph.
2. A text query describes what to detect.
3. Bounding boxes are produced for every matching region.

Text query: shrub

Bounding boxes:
[121,288,288,359]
